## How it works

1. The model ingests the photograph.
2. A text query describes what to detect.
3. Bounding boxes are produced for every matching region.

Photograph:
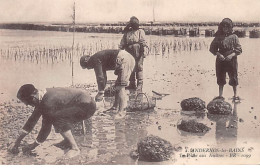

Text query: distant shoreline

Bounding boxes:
[0,21,259,26]
[0,22,259,37]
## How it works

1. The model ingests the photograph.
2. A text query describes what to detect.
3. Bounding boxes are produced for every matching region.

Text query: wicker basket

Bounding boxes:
[127,92,156,112]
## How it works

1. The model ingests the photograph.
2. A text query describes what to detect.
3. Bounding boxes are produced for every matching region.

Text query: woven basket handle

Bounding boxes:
[135,92,150,110]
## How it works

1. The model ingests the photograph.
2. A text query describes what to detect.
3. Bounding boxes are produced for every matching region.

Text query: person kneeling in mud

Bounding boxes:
[9,84,96,158]
[80,49,135,119]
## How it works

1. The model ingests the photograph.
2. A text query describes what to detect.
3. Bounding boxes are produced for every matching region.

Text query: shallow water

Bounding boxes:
[0,29,259,165]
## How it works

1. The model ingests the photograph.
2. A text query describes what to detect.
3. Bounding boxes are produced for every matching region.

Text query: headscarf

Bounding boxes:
[129,16,139,30]
[123,16,140,33]
[214,18,233,37]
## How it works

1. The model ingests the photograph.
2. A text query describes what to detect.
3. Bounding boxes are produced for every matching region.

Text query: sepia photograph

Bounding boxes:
[0,0,259,165]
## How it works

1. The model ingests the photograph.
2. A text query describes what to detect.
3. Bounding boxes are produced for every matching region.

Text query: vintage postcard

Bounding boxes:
[0,0,259,165]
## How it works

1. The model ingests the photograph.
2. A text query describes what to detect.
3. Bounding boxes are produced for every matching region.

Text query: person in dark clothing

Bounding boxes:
[209,18,242,101]
[80,49,135,119]
[9,84,96,158]
[119,16,149,90]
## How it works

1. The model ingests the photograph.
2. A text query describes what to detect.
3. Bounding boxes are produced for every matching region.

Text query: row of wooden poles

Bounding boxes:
[1,23,260,38]
[0,41,117,64]
[0,38,208,64]
[144,28,260,38]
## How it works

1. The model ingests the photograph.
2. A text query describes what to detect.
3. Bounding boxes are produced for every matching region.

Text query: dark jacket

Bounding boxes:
[22,87,95,143]
[209,34,242,57]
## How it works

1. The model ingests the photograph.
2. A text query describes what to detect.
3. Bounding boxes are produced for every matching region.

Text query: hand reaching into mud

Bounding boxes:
[8,130,28,154]
[8,142,19,155]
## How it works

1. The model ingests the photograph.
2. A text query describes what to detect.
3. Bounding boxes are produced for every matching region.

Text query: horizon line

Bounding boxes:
[1,20,260,25]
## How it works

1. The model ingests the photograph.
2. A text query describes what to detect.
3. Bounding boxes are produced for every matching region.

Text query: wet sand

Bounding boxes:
[0,30,260,164]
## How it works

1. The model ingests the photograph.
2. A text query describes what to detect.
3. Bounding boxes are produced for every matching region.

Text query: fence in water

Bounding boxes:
[0,38,209,64]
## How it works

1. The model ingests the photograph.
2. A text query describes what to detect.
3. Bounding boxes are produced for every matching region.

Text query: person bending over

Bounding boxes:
[80,49,135,119]
[9,84,96,158]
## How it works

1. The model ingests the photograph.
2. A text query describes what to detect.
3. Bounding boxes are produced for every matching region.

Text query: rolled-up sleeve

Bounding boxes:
[22,107,42,133]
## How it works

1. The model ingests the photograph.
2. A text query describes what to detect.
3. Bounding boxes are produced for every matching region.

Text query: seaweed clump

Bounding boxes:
[181,97,206,111]
[207,99,232,115]
[132,135,174,162]
[177,120,210,133]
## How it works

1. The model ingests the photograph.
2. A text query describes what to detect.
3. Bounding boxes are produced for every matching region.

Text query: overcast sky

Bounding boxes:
[0,0,259,23]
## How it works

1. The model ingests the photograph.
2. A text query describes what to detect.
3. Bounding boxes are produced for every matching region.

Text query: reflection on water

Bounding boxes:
[180,110,206,119]
[177,110,209,137]
[208,102,238,147]
[1,78,259,164]
[0,30,260,164]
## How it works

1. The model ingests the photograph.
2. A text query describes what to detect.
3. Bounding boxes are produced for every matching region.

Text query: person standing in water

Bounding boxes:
[80,49,135,118]
[119,16,149,90]
[209,18,242,101]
